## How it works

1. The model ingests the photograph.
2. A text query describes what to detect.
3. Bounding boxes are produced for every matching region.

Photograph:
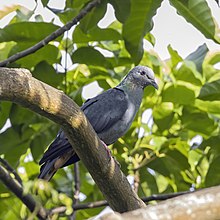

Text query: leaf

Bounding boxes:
[79,0,107,33]
[0,102,12,129]
[109,0,131,23]
[198,79,220,101]
[73,26,122,43]
[153,102,174,131]
[185,43,209,73]
[168,45,183,67]
[162,84,195,105]
[33,62,63,87]
[72,46,110,67]
[195,99,220,114]
[175,61,203,86]
[12,44,59,68]
[122,0,163,64]
[205,156,220,187]
[181,108,218,136]
[0,22,61,43]
[169,0,220,43]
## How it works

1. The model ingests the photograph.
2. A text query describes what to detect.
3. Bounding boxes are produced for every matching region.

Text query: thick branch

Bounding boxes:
[103,186,220,220]
[0,165,47,220]
[0,67,145,212]
[0,0,101,67]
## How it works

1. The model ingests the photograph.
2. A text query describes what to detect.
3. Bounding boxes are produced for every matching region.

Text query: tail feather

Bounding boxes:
[38,152,74,181]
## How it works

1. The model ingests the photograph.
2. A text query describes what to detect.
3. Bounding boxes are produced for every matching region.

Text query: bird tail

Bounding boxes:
[38,153,74,181]
[38,158,58,181]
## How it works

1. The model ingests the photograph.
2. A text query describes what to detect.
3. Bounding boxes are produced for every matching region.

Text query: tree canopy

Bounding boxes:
[0,0,220,219]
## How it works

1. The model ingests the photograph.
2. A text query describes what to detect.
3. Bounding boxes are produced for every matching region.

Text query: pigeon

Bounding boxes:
[38,66,158,180]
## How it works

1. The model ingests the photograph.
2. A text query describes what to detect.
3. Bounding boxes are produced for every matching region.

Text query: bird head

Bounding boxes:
[127,66,158,90]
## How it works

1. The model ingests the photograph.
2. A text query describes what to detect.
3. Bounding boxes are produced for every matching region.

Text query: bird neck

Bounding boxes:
[117,82,144,107]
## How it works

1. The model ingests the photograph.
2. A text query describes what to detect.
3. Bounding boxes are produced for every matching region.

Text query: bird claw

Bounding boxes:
[101,141,121,167]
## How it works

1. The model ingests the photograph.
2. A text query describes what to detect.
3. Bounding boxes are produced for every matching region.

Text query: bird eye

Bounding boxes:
[140,71,145,76]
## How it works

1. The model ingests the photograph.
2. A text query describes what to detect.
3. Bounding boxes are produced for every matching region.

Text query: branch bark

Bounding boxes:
[0,67,146,212]
[102,186,220,220]
[0,0,101,67]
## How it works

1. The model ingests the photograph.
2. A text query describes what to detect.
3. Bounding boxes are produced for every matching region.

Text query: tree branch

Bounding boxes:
[0,164,47,220]
[104,186,220,220]
[0,0,101,67]
[0,67,146,212]
[0,157,23,185]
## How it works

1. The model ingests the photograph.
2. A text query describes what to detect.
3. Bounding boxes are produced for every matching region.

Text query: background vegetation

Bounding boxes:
[0,0,220,219]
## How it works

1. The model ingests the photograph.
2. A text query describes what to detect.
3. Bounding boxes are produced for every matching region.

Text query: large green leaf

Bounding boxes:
[169,0,220,43]
[72,46,111,67]
[174,61,203,86]
[205,155,220,187]
[185,43,209,73]
[73,26,122,43]
[153,102,174,131]
[162,84,195,105]
[0,102,12,129]
[181,108,218,136]
[79,0,107,33]
[0,22,61,43]
[108,0,131,23]
[122,0,163,64]
[11,44,59,68]
[33,62,63,87]
[198,79,220,101]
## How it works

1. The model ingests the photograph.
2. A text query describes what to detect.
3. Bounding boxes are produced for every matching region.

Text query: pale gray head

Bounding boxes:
[121,66,158,90]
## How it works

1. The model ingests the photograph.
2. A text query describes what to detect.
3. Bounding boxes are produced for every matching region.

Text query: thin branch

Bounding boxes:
[0,164,47,220]
[70,162,80,220]
[0,0,101,67]
[49,191,192,215]
[0,157,23,185]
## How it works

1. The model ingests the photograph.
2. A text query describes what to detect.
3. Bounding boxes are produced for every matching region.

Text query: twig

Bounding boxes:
[50,190,192,215]
[0,164,47,220]
[70,162,80,220]
[0,0,101,67]
[0,157,23,186]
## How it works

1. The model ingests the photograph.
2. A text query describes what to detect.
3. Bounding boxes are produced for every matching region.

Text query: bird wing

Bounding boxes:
[39,130,75,165]
[38,87,128,178]
[82,87,128,133]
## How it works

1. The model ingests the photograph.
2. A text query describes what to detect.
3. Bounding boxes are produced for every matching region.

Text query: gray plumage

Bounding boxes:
[38,66,158,180]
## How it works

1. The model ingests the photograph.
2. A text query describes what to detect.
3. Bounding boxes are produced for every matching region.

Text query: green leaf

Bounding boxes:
[12,44,59,68]
[168,45,183,67]
[0,22,61,43]
[33,62,63,87]
[205,156,220,187]
[198,79,220,101]
[181,108,218,136]
[153,102,174,131]
[73,26,122,43]
[79,0,107,33]
[195,99,220,114]
[169,0,220,43]
[108,0,131,23]
[162,84,195,105]
[122,0,163,64]
[0,102,12,129]
[175,61,203,86]
[72,46,110,67]
[185,43,209,73]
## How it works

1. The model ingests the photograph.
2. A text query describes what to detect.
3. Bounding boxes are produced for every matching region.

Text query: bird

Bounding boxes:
[38,66,158,181]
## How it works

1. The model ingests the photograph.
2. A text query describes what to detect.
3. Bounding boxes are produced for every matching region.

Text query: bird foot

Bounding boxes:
[101,141,112,158]
[101,141,121,167]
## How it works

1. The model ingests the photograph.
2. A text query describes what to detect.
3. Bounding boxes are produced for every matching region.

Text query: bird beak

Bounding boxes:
[151,80,158,90]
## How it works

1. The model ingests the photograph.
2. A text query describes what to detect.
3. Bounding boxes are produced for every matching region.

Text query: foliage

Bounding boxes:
[0,0,220,219]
